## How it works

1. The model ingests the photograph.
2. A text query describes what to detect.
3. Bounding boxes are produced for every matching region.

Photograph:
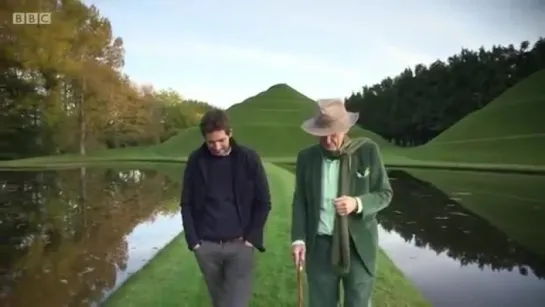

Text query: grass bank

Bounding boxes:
[2,70,544,172]
[404,168,545,256]
[403,69,545,166]
[0,70,545,173]
[104,163,431,307]
[2,150,545,174]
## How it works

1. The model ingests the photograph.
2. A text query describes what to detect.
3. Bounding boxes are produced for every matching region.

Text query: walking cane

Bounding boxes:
[297,262,304,307]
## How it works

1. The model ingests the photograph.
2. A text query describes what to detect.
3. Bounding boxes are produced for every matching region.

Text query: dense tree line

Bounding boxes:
[346,38,545,146]
[1,0,216,160]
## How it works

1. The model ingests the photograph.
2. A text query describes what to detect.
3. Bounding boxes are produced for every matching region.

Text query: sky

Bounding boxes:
[84,0,545,108]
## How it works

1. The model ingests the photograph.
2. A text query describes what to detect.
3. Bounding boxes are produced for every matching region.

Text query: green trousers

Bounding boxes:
[306,235,374,307]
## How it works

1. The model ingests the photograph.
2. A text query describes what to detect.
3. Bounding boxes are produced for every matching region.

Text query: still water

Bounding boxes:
[0,167,183,307]
[379,169,545,307]
[2,165,544,307]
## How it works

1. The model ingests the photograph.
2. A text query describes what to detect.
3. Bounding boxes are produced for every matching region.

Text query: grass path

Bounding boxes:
[104,163,431,307]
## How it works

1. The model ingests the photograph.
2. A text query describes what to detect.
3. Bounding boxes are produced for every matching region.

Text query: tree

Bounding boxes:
[0,0,216,159]
[346,37,545,145]
[155,89,218,141]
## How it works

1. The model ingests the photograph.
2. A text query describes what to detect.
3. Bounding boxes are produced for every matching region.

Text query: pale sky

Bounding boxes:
[84,0,544,108]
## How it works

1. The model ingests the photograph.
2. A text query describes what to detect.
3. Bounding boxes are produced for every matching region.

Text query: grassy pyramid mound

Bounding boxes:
[409,69,545,165]
[155,84,392,158]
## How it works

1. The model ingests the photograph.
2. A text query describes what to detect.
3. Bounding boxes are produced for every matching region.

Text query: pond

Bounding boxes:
[0,167,184,307]
[379,169,545,307]
[2,165,544,307]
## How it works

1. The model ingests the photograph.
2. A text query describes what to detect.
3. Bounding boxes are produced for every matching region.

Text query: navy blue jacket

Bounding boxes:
[180,139,271,252]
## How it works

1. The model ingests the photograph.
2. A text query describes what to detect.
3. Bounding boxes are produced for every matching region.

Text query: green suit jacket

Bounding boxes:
[290,138,393,275]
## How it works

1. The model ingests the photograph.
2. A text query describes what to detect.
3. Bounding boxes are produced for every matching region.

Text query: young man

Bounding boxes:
[291,98,393,307]
[180,109,271,307]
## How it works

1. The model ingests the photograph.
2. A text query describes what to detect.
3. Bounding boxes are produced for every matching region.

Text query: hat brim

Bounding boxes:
[301,112,359,136]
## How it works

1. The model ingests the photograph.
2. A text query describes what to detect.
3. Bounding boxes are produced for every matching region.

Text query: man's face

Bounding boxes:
[319,131,346,151]
[204,130,231,156]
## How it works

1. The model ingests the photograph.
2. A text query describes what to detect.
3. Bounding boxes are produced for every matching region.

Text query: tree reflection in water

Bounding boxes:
[379,170,545,279]
[0,167,182,306]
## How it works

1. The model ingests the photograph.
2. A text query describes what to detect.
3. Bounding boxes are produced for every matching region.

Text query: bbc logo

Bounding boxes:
[13,12,52,25]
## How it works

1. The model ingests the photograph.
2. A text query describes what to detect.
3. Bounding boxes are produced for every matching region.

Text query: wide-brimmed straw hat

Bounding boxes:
[301,98,359,136]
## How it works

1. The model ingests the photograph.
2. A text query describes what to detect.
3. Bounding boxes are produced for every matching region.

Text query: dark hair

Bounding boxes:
[199,109,231,135]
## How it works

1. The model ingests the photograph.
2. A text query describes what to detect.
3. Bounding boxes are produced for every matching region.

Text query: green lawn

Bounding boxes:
[405,69,545,166]
[2,70,544,172]
[104,163,431,307]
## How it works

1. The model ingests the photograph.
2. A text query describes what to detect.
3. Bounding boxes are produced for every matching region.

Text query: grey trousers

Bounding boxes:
[194,240,255,307]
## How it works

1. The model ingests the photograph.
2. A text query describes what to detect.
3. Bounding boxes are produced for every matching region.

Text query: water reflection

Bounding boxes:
[379,169,545,307]
[0,167,183,307]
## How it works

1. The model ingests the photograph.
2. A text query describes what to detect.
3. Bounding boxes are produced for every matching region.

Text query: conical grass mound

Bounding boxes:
[155,84,391,158]
[410,69,545,165]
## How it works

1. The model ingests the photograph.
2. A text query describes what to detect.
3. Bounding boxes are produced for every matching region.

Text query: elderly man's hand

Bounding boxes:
[334,196,358,216]
[292,243,306,270]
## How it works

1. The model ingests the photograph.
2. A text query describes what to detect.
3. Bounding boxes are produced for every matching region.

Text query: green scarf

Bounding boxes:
[321,137,367,274]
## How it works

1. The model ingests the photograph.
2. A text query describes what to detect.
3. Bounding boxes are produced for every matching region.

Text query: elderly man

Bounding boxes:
[290,98,393,307]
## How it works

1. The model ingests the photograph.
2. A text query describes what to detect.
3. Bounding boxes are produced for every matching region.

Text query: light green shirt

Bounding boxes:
[317,158,340,235]
[291,156,362,245]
